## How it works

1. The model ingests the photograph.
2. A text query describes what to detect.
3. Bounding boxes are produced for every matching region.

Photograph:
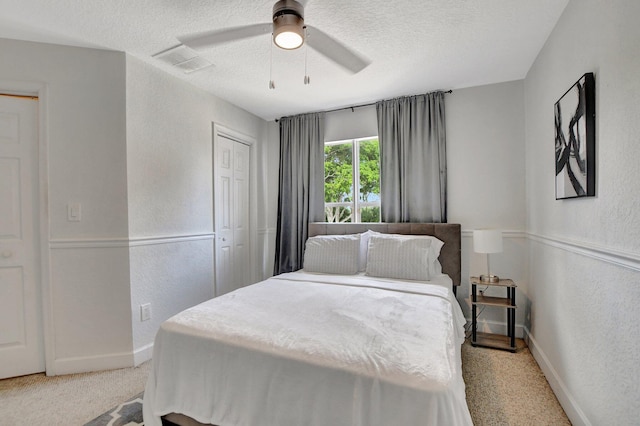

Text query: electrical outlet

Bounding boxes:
[140,303,152,321]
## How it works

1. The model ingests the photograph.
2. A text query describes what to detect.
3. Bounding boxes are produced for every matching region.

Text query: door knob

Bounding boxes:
[1,250,13,258]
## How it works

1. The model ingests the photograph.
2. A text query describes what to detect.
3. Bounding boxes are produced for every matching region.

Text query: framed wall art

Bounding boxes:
[554,72,596,199]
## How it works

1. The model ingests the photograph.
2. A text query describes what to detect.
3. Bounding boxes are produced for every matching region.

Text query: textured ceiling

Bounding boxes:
[0,0,569,121]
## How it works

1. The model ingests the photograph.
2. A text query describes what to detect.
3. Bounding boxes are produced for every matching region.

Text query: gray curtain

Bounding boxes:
[274,112,325,275]
[376,92,447,222]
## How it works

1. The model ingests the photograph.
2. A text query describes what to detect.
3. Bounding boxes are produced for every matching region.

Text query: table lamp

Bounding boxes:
[473,229,503,283]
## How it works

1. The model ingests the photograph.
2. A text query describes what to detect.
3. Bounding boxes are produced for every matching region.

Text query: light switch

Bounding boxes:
[140,303,152,321]
[67,203,82,222]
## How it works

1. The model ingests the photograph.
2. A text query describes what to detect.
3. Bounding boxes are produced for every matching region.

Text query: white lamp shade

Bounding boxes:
[473,229,503,254]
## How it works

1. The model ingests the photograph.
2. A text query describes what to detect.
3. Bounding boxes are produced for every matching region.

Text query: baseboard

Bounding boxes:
[50,346,152,376]
[134,342,154,366]
[524,327,592,426]
[51,351,134,376]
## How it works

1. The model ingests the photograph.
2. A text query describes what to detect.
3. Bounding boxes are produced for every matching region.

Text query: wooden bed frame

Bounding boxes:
[159,222,462,426]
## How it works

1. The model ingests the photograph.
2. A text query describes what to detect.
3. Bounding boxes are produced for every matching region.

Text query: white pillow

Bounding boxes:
[358,230,376,271]
[365,236,432,281]
[366,231,445,278]
[303,234,360,275]
[426,236,445,276]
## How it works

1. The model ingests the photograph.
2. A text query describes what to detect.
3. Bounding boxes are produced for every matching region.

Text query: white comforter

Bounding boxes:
[143,272,472,426]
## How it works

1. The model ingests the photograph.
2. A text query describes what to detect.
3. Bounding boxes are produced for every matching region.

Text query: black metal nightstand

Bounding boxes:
[470,276,516,352]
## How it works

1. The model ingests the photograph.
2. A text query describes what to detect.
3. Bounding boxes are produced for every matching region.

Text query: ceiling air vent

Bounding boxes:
[152,44,213,74]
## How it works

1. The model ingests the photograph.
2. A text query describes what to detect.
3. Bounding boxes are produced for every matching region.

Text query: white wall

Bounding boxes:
[325,105,378,141]
[0,38,132,374]
[446,81,527,329]
[447,81,526,231]
[125,56,269,361]
[524,0,640,424]
[259,121,280,279]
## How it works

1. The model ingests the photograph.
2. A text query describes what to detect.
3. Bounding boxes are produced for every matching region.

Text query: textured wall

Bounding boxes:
[125,58,213,239]
[125,56,269,358]
[524,0,640,424]
[129,239,214,359]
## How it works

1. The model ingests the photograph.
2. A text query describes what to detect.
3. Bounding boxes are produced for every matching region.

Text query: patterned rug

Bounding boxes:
[84,392,144,426]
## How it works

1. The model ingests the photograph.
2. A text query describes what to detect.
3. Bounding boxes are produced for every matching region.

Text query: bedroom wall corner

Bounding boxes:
[445,81,528,334]
[523,0,640,424]
[257,120,280,281]
[0,38,134,375]
[125,55,269,359]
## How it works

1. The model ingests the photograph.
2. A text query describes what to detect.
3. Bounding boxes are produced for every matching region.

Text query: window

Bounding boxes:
[324,137,380,223]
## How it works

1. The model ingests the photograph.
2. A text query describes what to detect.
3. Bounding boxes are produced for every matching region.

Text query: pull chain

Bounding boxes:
[304,27,310,85]
[269,35,275,90]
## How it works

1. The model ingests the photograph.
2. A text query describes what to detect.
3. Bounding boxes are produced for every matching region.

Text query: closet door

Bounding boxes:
[0,95,44,379]
[214,135,250,296]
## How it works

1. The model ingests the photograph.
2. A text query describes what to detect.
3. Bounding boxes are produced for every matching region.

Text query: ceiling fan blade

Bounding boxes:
[179,23,272,50]
[305,25,370,74]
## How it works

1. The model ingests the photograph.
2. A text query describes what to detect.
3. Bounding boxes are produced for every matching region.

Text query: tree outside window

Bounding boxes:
[324,137,380,223]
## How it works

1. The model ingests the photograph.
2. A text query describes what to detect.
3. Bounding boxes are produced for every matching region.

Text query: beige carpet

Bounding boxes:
[0,339,570,425]
[0,361,151,425]
[462,339,571,425]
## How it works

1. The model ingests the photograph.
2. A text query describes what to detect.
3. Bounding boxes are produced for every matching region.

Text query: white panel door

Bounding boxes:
[232,142,250,289]
[214,136,251,296]
[0,96,44,379]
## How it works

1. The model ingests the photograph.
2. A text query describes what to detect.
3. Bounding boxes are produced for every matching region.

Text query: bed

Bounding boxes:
[143,223,472,426]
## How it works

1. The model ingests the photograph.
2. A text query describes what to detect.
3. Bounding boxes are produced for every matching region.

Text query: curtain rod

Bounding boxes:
[324,90,452,115]
[0,93,39,100]
[276,90,452,122]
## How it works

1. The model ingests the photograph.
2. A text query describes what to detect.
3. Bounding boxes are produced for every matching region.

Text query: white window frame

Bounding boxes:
[324,136,380,223]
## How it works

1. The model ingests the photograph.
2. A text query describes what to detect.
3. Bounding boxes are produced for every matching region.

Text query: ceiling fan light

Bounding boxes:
[272,8,304,50]
[274,28,303,49]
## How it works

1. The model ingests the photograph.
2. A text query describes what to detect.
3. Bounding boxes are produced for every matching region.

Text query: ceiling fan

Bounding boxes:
[176,0,371,74]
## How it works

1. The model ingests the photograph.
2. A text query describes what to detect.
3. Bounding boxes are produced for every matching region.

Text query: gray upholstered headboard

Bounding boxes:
[307,223,462,289]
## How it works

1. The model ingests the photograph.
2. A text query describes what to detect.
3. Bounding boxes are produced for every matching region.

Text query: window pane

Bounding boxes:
[324,143,353,203]
[358,139,380,203]
[360,206,380,223]
[324,206,352,223]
